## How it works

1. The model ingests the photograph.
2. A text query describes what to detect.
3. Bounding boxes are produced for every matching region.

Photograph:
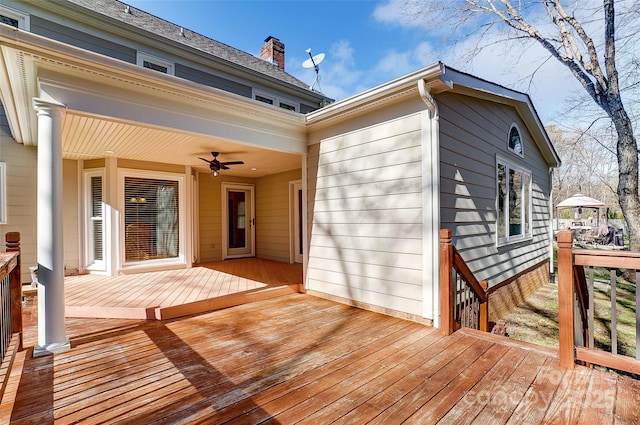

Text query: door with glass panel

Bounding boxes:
[222,183,255,258]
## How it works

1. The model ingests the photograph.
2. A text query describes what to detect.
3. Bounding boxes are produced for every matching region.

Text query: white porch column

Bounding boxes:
[33,98,70,356]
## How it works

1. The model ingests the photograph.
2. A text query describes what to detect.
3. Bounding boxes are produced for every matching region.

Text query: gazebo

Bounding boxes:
[556,193,606,229]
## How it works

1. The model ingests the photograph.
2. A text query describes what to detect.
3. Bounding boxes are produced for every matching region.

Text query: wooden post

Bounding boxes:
[5,232,22,350]
[440,229,454,336]
[479,280,489,332]
[557,230,575,368]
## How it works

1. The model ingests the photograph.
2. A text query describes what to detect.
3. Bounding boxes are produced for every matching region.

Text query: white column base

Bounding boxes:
[33,340,70,357]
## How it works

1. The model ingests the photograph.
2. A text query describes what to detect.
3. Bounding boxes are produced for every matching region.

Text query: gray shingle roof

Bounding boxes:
[66,0,324,96]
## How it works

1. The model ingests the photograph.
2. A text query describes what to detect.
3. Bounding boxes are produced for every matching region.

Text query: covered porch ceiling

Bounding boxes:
[61,112,303,178]
[0,26,307,178]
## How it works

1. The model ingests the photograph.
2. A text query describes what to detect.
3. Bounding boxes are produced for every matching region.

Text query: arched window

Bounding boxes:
[508,124,523,157]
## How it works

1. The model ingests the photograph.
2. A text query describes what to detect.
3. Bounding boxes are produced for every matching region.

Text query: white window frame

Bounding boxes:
[0,162,6,224]
[508,123,524,158]
[118,169,186,270]
[252,89,299,112]
[83,169,105,271]
[0,5,30,30]
[136,51,175,75]
[496,156,532,246]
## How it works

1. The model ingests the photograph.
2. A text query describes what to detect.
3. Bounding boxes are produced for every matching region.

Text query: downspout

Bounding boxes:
[418,79,441,327]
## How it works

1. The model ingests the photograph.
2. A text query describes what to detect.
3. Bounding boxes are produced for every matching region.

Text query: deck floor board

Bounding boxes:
[4,290,638,423]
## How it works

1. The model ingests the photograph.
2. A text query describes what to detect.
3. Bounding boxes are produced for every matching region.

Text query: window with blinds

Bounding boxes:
[89,175,103,263]
[124,177,179,262]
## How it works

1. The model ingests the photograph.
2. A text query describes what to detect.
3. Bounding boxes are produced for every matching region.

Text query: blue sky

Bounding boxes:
[126,0,585,124]
[125,1,436,98]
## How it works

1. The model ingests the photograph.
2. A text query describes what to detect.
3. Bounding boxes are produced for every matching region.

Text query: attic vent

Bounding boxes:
[136,52,175,75]
[143,61,168,74]
[0,15,18,28]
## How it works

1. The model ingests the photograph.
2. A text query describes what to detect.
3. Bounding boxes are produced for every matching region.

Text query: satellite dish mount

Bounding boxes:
[302,48,325,92]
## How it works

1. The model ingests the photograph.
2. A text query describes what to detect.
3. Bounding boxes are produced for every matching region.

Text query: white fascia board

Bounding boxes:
[306,62,446,126]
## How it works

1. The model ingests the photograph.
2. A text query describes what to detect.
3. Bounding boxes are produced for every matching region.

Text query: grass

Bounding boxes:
[500,268,637,367]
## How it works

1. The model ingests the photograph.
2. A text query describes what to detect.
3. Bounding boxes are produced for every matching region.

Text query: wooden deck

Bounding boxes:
[3,294,639,424]
[62,259,302,320]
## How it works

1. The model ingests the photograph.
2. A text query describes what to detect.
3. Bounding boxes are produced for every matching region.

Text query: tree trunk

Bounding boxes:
[610,97,640,253]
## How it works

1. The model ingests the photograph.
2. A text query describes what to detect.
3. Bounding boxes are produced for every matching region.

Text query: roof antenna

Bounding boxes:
[302,48,325,92]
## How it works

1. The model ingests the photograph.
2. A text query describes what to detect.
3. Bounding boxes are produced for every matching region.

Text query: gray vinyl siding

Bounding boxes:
[30,16,136,63]
[175,64,252,98]
[300,104,316,114]
[307,111,425,316]
[438,92,551,286]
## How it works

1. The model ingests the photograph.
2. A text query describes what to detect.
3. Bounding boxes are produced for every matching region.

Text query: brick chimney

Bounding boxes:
[260,36,285,71]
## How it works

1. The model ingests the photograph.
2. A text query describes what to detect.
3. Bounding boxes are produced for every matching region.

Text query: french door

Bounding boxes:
[222,183,255,259]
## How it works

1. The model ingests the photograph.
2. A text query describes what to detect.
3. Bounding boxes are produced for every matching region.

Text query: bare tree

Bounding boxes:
[408,0,640,249]
[548,124,619,214]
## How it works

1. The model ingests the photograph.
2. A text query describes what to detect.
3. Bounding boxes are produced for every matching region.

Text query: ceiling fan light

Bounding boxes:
[213,169,219,177]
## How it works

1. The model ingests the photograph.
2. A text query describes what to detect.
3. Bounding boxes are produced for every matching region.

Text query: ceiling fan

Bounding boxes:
[198,151,244,177]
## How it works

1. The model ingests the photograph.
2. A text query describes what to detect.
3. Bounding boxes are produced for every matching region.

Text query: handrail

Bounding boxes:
[557,230,640,375]
[440,229,489,335]
[0,232,21,403]
[452,249,487,303]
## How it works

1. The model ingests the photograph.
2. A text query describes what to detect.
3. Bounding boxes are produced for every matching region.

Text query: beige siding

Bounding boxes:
[255,169,301,262]
[307,111,425,317]
[438,92,551,286]
[0,105,37,283]
[62,160,80,274]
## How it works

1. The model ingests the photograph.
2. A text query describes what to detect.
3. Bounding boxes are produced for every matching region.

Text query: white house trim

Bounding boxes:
[418,79,441,325]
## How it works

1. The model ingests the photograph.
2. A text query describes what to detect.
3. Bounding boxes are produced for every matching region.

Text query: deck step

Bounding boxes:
[66,284,301,321]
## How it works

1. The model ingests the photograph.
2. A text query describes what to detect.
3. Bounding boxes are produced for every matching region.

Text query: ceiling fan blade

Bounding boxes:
[220,164,230,170]
[198,157,213,164]
[220,161,244,166]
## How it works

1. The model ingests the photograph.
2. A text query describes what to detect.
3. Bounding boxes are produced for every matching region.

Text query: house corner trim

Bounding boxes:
[418,79,441,326]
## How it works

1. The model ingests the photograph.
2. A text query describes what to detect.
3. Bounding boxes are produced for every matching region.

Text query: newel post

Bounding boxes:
[440,229,454,336]
[557,230,575,368]
[6,232,22,350]
[479,280,489,332]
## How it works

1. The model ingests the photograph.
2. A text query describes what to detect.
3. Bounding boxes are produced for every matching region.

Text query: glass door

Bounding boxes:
[222,183,255,258]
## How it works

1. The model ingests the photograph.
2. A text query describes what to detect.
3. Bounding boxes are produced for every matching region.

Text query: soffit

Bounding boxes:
[62,113,302,177]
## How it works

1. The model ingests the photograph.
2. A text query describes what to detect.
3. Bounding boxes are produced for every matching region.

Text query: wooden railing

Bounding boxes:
[0,232,22,402]
[557,230,640,375]
[440,229,489,335]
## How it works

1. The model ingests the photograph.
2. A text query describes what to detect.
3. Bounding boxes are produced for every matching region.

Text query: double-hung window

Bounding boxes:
[496,157,532,245]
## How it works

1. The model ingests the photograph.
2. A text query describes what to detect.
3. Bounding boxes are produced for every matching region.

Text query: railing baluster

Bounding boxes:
[588,266,594,350]
[610,269,617,355]
[464,286,469,328]
[439,228,489,333]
